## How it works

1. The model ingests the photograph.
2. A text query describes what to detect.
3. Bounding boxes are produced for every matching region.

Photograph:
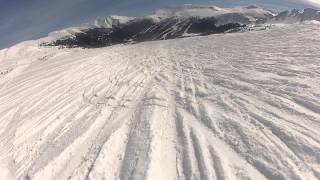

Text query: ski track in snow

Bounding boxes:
[0,24,320,180]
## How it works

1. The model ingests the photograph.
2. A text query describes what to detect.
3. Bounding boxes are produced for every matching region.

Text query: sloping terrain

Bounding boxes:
[0,23,320,180]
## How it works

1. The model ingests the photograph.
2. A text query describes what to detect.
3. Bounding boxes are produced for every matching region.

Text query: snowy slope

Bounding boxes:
[273,8,320,23]
[1,23,320,180]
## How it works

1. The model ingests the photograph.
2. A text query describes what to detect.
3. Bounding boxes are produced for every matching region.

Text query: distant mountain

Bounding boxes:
[273,8,320,22]
[41,5,319,48]
[47,16,134,40]
[148,5,275,25]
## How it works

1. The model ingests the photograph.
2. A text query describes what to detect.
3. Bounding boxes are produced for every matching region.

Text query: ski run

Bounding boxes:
[0,23,320,180]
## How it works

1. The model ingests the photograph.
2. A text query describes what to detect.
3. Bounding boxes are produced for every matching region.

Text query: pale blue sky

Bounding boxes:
[0,0,318,49]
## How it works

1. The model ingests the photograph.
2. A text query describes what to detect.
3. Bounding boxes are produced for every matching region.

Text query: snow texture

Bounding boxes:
[0,23,320,180]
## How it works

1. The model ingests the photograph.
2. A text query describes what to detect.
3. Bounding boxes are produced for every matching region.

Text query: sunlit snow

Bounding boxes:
[0,23,320,180]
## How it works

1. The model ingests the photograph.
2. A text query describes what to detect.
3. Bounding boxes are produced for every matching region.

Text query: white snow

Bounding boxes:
[304,20,320,24]
[88,15,134,29]
[0,164,14,180]
[0,23,320,180]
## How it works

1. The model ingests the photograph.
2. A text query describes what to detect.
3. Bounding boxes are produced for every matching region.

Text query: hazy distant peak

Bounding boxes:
[148,5,275,21]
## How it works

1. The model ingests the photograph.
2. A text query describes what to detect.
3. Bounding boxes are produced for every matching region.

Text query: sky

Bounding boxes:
[0,0,319,49]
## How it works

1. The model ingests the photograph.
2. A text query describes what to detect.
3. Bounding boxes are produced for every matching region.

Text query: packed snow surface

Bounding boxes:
[0,24,320,180]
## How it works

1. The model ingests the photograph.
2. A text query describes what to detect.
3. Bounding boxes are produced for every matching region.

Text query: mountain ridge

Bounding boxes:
[39,5,320,49]
[2,5,320,50]
[41,5,276,48]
